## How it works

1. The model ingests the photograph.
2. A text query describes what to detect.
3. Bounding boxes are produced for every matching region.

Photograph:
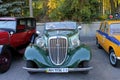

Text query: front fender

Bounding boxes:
[24,45,51,66]
[24,44,92,68]
[66,44,91,67]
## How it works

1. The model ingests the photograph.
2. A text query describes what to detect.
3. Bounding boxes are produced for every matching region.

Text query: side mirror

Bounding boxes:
[78,25,82,30]
[10,31,14,35]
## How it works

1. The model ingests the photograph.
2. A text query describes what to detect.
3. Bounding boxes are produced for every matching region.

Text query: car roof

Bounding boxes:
[0,17,35,20]
[104,20,120,25]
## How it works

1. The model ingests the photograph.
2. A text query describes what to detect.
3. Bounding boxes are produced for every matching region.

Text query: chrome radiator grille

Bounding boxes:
[48,36,67,65]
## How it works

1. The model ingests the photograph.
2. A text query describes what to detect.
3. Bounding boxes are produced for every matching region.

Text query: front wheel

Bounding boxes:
[78,61,89,74]
[0,48,12,73]
[26,60,38,74]
[109,49,119,67]
[96,39,102,49]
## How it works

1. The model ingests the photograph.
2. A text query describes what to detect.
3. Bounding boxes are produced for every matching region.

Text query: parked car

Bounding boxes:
[96,20,120,67]
[0,17,36,73]
[23,21,92,74]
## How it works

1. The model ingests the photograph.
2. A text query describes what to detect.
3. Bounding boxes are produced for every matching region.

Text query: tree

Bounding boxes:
[32,0,48,21]
[47,0,64,21]
[100,0,120,15]
[109,0,115,14]
[47,0,100,22]
[0,0,25,16]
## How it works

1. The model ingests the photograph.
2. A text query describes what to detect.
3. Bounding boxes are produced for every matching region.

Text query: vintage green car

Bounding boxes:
[23,21,92,74]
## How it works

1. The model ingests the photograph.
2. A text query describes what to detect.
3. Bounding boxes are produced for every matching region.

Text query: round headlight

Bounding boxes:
[35,38,44,48]
[71,38,80,47]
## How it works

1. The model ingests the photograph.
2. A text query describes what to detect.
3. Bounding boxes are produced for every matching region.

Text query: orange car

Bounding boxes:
[96,20,120,67]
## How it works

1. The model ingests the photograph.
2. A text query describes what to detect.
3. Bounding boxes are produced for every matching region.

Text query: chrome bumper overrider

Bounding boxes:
[117,57,120,60]
[23,67,93,73]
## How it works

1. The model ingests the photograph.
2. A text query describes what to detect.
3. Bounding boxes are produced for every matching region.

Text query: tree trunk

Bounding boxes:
[29,0,33,17]
[109,0,115,14]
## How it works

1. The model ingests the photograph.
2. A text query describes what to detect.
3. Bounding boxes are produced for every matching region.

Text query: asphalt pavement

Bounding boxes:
[0,37,120,80]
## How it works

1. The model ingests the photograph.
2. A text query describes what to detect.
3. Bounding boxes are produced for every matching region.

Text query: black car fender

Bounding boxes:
[30,33,38,43]
[0,45,13,55]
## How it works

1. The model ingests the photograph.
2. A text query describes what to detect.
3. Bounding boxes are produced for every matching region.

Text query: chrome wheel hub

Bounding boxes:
[110,52,116,65]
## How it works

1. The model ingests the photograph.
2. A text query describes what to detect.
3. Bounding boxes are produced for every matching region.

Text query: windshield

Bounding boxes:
[0,20,16,31]
[45,22,77,30]
[110,23,120,34]
[47,30,74,35]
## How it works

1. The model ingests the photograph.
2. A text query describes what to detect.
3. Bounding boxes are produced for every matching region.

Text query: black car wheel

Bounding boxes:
[0,49,12,73]
[96,39,102,49]
[26,60,38,74]
[78,61,89,74]
[109,49,119,67]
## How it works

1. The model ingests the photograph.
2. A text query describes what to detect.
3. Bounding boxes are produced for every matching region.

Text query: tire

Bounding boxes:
[78,61,89,74]
[109,49,119,67]
[0,48,12,73]
[26,60,38,74]
[96,39,102,49]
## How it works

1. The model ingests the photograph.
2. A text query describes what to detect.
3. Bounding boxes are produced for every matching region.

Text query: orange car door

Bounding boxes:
[97,22,105,47]
[102,22,109,51]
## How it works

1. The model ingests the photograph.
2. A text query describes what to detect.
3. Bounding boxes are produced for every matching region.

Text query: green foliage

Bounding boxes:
[0,1,25,16]
[99,14,108,20]
[46,0,100,23]
[89,0,100,21]
[1,0,112,23]
[80,6,91,23]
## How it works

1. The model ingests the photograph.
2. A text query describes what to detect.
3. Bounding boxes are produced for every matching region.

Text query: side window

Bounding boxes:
[16,19,26,33]
[104,23,109,34]
[32,19,36,27]
[27,19,36,29]
[27,19,32,27]
[19,19,26,25]
[99,22,105,32]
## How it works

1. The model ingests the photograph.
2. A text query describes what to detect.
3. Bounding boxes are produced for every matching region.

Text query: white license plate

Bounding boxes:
[46,68,68,73]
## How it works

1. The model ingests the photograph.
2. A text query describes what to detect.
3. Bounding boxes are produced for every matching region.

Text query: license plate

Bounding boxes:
[46,68,68,73]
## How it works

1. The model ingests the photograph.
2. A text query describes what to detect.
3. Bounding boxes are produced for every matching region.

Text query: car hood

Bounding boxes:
[113,35,120,41]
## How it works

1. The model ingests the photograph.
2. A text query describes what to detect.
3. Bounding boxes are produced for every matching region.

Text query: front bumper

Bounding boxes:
[117,57,120,60]
[23,66,93,73]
